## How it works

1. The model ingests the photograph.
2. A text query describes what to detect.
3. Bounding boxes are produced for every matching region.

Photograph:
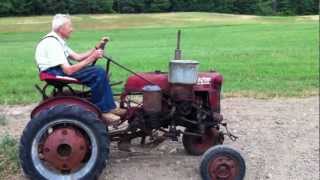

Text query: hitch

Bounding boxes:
[221,122,238,141]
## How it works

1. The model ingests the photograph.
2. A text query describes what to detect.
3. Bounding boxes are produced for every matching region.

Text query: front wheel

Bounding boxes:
[200,145,246,180]
[19,105,108,180]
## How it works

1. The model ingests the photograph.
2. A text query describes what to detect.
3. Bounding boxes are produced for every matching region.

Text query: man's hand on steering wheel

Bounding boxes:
[91,49,104,61]
[95,36,109,50]
[91,37,109,65]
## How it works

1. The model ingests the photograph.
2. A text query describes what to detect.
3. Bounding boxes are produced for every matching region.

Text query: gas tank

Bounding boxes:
[124,71,169,93]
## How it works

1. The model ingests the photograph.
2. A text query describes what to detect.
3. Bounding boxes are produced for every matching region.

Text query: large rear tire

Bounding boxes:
[19,105,108,180]
[200,145,246,180]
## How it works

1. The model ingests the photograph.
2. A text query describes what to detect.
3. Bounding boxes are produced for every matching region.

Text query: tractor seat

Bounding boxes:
[39,71,81,84]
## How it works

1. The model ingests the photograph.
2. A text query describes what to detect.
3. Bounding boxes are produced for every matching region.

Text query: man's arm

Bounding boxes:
[68,48,95,62]
[69,37,109,61]
[61,49,103,75]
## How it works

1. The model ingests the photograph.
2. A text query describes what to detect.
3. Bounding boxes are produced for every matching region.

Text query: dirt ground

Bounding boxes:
[0,96,319,180]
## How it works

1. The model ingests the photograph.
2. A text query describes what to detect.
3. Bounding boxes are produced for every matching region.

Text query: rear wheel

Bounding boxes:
[200,145,246,180]
[19,105,108,180]
[182,128,223,156]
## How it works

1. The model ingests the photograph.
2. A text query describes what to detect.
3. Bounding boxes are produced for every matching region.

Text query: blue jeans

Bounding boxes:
[45,66,116,113]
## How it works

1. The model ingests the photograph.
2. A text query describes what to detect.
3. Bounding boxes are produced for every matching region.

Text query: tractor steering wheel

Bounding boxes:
[92,37,109,66]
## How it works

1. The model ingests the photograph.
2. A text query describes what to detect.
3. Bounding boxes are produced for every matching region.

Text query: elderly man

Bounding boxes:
[35,14,124,123]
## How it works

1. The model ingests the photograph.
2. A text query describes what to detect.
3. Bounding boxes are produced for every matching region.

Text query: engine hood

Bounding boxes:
[124,71,223,92]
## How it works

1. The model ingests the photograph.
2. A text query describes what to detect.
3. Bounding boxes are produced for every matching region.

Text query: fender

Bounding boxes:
[31,96,102,119]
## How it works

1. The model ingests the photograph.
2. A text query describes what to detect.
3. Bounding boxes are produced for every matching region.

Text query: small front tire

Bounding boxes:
[200,145,246,180]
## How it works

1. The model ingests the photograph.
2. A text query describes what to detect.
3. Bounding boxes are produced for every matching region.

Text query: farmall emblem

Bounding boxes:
[197,77,211,85]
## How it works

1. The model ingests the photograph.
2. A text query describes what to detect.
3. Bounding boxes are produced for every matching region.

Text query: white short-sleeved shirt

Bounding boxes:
[35,31,75,71]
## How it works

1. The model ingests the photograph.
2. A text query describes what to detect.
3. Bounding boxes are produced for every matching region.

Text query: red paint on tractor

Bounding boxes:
[124,71,223,111]
[31,96,102,119]
[124,72,169,92]
[39,72,81,84]
[195,72,223,112]
[41,127,88,171]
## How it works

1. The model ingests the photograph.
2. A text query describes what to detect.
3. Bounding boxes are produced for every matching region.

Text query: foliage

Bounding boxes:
[0,135,19,178]
[146,0,171,12]
[256,0,275,15]
[0,115,7,126]
[0,0,318,16]
[0,0,114,16]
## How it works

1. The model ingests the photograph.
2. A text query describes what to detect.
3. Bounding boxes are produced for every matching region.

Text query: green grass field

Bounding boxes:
[0,13,318,104]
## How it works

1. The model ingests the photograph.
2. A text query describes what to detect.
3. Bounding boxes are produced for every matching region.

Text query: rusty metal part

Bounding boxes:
[208,155,239,180]
[174,30,181,60]
[194,129,217,152]
[221,123,238,141]
[182,130,202,137]
[170,84,193,101]
[212,112,223,122]
[42,127,88,171]
[143,86,162,113]
[179,116,198,125]
[142,135,167,148]
[185,128,223,154]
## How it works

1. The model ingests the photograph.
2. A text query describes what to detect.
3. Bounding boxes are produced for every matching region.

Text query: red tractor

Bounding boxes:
[19,31,245,180]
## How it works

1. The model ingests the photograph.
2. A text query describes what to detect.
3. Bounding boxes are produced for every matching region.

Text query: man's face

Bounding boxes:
[59,20,73,39]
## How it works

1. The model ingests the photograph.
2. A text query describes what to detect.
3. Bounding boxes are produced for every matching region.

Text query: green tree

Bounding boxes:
[233,0,259,14]
[256,0,274,15]
[101,0,114,13]
[8,0,33,15]
[291,0,318,14]
[277,0,293,15]
[213,0,236,13]
[0,0,318,16]
[116,0,145,13]
[145,0,171,12]
[0,0,13,16]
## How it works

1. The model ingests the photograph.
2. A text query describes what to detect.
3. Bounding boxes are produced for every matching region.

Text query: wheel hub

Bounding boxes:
[41,127,88,171]
[209,156,238,180]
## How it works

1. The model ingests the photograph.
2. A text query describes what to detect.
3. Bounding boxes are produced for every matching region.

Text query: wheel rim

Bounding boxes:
[41,127,88,171]
[31,119,98,179]
[208,155,239,180]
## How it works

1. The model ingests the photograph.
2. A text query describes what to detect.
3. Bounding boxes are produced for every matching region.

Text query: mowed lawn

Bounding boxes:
[0,13,318,104]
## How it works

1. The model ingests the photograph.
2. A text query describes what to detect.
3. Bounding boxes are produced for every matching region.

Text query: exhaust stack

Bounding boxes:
[174,30,181,60]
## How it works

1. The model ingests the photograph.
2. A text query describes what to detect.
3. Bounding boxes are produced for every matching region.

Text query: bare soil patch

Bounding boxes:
[0,96,318,180]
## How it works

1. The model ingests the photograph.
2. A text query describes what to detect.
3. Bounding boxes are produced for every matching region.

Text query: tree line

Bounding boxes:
[0,0,318,17]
